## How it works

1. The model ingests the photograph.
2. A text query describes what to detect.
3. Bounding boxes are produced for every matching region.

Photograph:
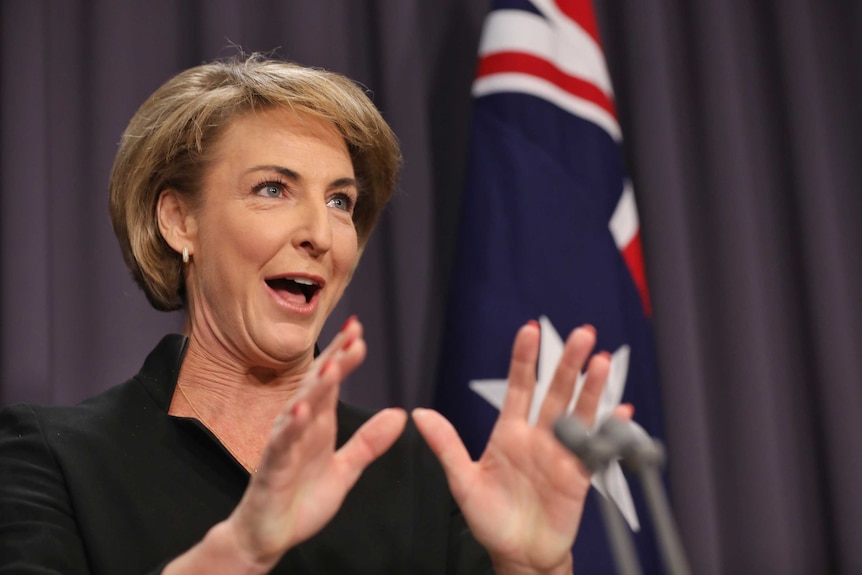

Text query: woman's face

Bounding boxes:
[184,108,359,370]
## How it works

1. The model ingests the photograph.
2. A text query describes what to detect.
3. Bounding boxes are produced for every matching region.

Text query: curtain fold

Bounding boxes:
[598,1,861,573]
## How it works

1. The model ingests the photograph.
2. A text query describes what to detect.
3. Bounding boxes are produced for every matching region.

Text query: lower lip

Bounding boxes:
[265,283,321,315]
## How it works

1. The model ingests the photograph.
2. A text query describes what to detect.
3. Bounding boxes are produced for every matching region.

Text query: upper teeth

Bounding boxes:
[291,277,315,286]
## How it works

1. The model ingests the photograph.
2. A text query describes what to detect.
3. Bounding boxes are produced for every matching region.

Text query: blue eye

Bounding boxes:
[255,181,284,198]
[327,193,355,213]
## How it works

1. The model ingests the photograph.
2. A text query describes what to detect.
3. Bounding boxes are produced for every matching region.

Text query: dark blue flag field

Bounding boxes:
[435,0,665,571]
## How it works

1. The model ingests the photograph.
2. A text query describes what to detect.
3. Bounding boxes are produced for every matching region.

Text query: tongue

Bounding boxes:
[268,281,308,305]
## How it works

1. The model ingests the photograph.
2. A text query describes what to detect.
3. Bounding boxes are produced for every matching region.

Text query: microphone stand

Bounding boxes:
[554,417,642,575]
[599,418,692,575]
[596,471,645,575]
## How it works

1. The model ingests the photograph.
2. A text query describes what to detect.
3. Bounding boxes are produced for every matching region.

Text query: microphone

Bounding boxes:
[552,414,619,472]
[593,417,665,472]
[553,414,664,471]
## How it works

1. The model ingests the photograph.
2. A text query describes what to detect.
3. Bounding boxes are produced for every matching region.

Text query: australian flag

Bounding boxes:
[435,0,665,572]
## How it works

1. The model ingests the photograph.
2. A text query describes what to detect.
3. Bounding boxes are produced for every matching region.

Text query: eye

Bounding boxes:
[327,192,355,213]
[254,180,285,198]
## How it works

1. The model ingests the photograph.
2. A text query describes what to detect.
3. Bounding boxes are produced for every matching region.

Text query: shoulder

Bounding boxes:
[0,403,92,572]
[0,377,153,441]
[0,333,186,441]
[0,379,160,499]
[0,403,51,464]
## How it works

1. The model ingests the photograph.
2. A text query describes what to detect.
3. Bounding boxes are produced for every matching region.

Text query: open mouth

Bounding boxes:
[265,276,322,305]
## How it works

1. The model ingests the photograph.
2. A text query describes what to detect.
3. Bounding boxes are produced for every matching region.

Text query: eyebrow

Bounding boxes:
[245,164,357,189]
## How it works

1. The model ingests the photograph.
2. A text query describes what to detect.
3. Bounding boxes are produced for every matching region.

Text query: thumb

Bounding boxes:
[411,408,474,501]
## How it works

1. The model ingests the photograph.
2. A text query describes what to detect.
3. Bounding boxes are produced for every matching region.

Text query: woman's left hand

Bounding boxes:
[414,321,629,575]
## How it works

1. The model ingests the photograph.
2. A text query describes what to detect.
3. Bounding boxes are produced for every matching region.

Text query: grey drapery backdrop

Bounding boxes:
[1,1,860,574]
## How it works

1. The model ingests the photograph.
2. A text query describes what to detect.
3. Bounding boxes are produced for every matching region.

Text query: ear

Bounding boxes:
[157,189,198,257]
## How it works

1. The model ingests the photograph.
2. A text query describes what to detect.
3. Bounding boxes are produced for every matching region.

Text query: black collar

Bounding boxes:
[135,334,189,413]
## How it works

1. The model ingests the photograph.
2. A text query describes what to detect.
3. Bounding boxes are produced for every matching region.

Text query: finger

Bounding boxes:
[331,334,367,382]
[334,408,408,486]
[265,335,369,467]
[291,331,367,411]
[314,337,368,414]
[260,399,317,472]
[499,321,541,422]
[314,360,345,415]
[573,351,610,428]
[412,408,474,501]
[532,422,587,495]
[269,350,346,444]
[613,403,634,420]
[305,316,364,381]
[536,325,596,428]
[289,357,342,418]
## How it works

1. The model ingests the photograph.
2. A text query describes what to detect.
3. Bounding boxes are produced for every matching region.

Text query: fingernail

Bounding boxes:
[527,319,540,329]
[340,315,357,332]
[598,350,611,360]
[341,336,355,351]
[581,324,596,336]
[318,359,333,377]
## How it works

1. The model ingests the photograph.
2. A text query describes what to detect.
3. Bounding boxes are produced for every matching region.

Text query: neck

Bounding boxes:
[179,329,312,397]
[168,332,315,473]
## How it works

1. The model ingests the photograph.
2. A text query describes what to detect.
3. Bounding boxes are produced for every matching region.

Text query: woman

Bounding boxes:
[0,55,624,574]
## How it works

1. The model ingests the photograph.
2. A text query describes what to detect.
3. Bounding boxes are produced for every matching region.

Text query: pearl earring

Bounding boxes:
[182,246,189,264]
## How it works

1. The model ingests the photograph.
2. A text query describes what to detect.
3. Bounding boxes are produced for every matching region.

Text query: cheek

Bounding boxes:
[195,222,274,295]
[210,210,281,262]
[233,227,283,263]
[333,227,359,272]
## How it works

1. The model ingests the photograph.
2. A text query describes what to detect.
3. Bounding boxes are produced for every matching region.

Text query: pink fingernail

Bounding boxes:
[581,324,596,336]
[341,336,355,351]
[527,319,540,329]
[318,359,333,377]
[598,351,611,360]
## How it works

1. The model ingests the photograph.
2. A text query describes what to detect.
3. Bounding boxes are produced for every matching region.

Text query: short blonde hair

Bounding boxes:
[109,55,401,311]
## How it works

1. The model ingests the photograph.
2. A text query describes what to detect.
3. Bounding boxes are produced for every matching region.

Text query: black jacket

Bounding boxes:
[0,335,491,574]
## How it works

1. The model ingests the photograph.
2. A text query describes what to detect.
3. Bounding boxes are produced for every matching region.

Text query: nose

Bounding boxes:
[293,196,332,257]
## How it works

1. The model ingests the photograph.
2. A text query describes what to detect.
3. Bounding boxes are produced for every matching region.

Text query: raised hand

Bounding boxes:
[414,321,624,575]
[167,318,407,573]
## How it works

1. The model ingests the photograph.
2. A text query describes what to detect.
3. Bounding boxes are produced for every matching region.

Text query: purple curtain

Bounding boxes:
[2,1,859,573]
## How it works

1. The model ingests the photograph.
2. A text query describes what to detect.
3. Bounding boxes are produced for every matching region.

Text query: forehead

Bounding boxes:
[210,107,351,164]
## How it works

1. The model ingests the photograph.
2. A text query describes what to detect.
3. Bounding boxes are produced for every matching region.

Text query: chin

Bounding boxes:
[256,325,317,364]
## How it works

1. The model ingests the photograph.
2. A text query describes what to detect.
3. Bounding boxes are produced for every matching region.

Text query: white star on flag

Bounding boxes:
[469,315,640,531]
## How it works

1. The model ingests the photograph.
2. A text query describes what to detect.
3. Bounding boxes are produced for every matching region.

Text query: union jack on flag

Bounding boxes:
[435,0,664,571]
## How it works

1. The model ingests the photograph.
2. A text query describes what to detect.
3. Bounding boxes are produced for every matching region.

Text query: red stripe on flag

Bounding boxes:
[554,0,603,48]
[476,51,617,120]
[620,231,652,317]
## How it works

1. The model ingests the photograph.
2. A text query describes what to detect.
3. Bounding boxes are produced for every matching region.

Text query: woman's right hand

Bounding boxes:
[164,317,408,574]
